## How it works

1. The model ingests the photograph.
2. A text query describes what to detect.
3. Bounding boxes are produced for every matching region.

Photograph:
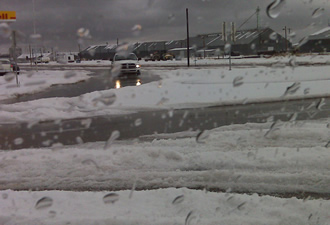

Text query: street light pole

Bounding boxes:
[186,8,190,67]
[202,36,206,58]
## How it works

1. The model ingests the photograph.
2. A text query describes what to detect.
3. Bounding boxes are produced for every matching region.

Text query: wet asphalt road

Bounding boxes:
[1,96,329,150]
[0,69,160,104]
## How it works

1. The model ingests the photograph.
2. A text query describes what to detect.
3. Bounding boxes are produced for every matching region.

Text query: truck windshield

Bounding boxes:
[114,53,137,61]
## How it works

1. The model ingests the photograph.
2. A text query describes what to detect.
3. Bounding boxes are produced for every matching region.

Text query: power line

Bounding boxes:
[238,7,260,30]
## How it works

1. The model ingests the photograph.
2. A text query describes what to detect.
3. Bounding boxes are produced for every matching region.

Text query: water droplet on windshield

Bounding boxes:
[30,33,42,40]
[185,210,196,225]
[312,8,324,18]
[0,23,11,38]
[289,32,296,38]
[103,193,119,204]
[283,82,300,96]
[93,92,116,106]
[215,48,221,56]
[111,63,122,77]
[132,24,142,36]
[271,61,286,68]
[104,130,120,149]
[233,76,244,87]
[157,97,169,106]
[237,202,247,210]
[325,141,330,148]
[316,98,325,110]
[48,210,57,218]
[264,120,282,138]
[76,136,83,144]
[224,43,231,54]
[81,118,92,128]
[269,32,278,40]
[289,56,297,68]
[134,118,142,127]
[116,43,134,58]
[35,197,53,209]
[168,14,176,23]
[289,112,298,121]
[266,0,286,19]
[82,159,100,170]
[4,73,15,82]
[168,109,174,118]
[129,180,137,199]
[172,195,184,205]
[77,27,91,38]
[304,88,310,95]
[196,130,210,143]
[2,193,8,199]
[64,71,76,79]
[14,138,24,145]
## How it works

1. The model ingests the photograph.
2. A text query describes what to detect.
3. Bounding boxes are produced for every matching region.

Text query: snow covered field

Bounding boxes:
[0,58,329,123]
[21,53,330,67]
[0,55,330,224]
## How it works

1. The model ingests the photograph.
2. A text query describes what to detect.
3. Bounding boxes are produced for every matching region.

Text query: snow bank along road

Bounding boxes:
[1,119,329,198]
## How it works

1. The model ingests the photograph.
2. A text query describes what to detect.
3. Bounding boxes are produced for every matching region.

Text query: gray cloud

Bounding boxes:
[0,0,329,51]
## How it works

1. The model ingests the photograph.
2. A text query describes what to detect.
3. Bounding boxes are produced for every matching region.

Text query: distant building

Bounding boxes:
[79,27,291,60]
[298,27,330,53]
[79,44,118,60]
[199,27,290,55]
[56,52,78,63]
[17,52,52,63]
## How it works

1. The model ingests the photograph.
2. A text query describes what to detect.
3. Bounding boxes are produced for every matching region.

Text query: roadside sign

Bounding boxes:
[0,11,16,22]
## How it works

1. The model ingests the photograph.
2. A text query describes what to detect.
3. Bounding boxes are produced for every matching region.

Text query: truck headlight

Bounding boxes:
[136,64,141,68]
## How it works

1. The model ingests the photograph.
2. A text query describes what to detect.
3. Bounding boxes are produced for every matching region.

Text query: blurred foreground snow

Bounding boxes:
[1,119,329,224]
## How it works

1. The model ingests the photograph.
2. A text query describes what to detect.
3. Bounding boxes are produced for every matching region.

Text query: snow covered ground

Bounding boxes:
[1,119,329,224]
[0,70,91,101]
[0,55,330,224]
[0,59,329,123]
[21,53,330,67]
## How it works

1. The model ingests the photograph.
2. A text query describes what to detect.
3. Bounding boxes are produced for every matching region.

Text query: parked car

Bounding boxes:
[163,53,174,61]
[36,55,50,63]
[0,59,11,75]
[0,59,20,75]
[112,53,141,76]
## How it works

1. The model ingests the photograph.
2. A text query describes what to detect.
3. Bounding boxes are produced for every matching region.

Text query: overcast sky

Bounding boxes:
[1,0,329,52]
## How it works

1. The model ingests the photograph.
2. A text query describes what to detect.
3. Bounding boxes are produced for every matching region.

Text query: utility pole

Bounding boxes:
[283,26,289,52]
[11,30,19,87]
[256,6,260,30]
[186,8,190,67]
[202,36,206,58]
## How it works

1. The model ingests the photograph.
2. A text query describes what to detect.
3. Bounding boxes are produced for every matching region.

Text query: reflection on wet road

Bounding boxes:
[114,77,142,89]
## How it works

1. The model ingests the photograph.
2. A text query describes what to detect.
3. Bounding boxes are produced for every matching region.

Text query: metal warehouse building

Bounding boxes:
[298,27,330,53]
[79,27,291,60]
